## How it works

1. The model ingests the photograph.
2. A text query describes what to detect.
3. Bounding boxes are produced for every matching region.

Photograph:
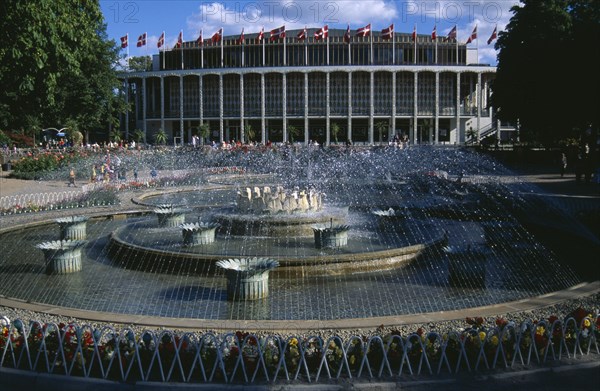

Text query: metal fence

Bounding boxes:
[1,315,598,384]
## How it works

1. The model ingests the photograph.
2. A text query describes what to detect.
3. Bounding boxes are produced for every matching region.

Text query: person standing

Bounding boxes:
[560,152,567,177]
[68,168,76,187]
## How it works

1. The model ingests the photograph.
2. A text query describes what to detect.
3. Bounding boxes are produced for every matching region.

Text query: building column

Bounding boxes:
[160,76,165,133]
[369,72,374,145]
[434,72,440,144]
[477,72,482,142]
[391,72,397,140]
[179,75,184,146]
[142,77,147,143]
[261,73,266,144]
[456,72,461,143]
[219,74,224,143]
[325,72,331,146]
[304,72,309,145]
[282,73,287,143]
[240,74,245,143]
[347,72,352,143]
[413,72,418,144]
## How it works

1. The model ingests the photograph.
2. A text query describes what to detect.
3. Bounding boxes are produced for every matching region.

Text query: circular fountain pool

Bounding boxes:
[0,147,585,321]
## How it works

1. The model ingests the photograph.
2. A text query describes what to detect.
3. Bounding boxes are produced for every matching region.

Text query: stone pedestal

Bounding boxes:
[181,223,220,246]
[56,216,89,240]
[313,225,350,249]
[37,240,87,274]
[216,258,279,301]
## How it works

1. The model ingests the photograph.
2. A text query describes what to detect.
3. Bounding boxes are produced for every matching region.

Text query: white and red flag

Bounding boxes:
[343,24,351,43]
[211,28,222,44]
[257,27,264,43]
[120,34,128,48]
[314,25,328,40]
[157,32,165,48]
[466,25,477,44]
[136,33,146,47]
[270,25,286,41]
[487,26,498,45]
[297,26,307,41]
[446,25,457,41]
[176,31,183,48]
[355,23,371,37]
[431,25,437,41]
[381,24,394,40]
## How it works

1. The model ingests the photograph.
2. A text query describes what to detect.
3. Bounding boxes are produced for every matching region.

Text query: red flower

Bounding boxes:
[548,315,559,324]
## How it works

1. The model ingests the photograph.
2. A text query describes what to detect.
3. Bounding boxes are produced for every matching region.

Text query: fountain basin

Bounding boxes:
[154,205,190,228]
[444,245,489,288]
[312,224,350,249]
[216,258,279,300]
[56,216,89,240]
[181,222,220,246]
[36,240,87,274]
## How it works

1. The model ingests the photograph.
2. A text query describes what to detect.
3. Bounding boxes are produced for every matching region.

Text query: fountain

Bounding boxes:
[154,205,189,228]
[56,216,89,240]
[0,147,589,322]
[312,223,350,249]
[36,240,88,274]
[181,222,220,246]
[216,258,279,300]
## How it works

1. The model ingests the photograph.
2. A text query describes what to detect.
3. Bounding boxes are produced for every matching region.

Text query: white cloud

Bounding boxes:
[186,1,399,36]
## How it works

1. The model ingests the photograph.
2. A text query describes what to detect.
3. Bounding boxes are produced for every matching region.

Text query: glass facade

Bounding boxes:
[122,30,495,145]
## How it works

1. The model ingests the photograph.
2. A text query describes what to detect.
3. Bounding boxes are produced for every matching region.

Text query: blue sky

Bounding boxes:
[100,0,520,65]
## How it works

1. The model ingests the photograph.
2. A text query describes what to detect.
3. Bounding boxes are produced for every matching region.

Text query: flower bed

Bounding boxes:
[1,307,598,383]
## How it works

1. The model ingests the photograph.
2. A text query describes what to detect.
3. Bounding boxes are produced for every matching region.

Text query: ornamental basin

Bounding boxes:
[443,245,489,288]
[216,258,279,301]
[181,222,220,246]
[312,224,350,249]
[154,205,190,228]
[55,216,89,240]
[36,240,88,274]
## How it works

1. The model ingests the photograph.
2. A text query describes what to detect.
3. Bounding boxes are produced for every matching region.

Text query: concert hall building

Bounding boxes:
[119,28,496,145]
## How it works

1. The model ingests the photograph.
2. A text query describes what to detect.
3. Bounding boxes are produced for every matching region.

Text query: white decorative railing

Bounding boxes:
[0,315,597,383]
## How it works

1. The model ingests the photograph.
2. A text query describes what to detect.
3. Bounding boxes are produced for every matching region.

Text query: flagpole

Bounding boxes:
[455,25,458,64]
[370,23,373,65]
[220,27,224,68]
[201,29,204,69]
[241,29,245,67]
[392,28,395,64]
[283,28,287,66]
[476,26,479,64]
[435,33,438,64]
[326,30,329,65]
[348,25,351,65]
[126,34,130,70]
[304,27,308,66]
[181,30,184,70]
[413,25,417,65]
[162,31,165,70]
[262,27,265,66]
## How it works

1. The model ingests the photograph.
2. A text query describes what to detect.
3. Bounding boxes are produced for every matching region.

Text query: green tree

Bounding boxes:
[132,129,145,143]
[330,123,340,144]
[199,123,210,145]
[492,0,599,145]
[128,56,153,72]
[288,125,300,143]
[154,128,167,145]
[244,124,255,143]
[0,0,126,140]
